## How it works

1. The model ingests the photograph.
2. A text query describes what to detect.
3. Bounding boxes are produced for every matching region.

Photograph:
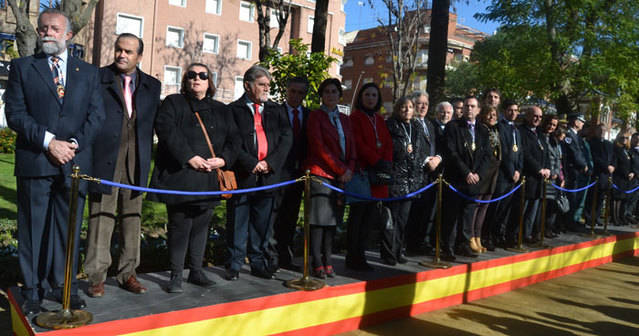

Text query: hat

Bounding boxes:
[568,113,586,123]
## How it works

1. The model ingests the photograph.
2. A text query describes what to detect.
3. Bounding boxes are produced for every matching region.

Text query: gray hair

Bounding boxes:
[38,8,72,34]
[411,91,429,103]
[243,65,271,83]
[435,101,452,113]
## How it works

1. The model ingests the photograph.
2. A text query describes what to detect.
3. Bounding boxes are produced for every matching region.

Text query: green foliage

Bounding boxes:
[0,128,17,154]
[260,39,336,110]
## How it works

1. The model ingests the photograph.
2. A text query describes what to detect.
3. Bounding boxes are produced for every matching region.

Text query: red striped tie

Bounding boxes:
[254,103,268,160]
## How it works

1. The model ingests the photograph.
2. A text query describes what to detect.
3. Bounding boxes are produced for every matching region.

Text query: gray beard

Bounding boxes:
[41,39,66,55]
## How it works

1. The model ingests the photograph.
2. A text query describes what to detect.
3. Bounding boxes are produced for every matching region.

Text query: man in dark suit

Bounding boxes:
[225,66,292,280]
[485,100,523,249]
[5,9,104,314]
[441,96,490,260]
[563,114,589,231]
[583,124,614,228]
[271,77,309,271]
[406,92,441,255]
[83,33,161,298]
[508,106,550,245]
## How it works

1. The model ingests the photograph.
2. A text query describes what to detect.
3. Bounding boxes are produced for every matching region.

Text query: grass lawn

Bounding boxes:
[0,153,16,221]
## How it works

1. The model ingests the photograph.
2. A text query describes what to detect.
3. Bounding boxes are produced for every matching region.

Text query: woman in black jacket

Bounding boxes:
[382,97,426,265]
[612,129,635,225]
[149,63,239,292]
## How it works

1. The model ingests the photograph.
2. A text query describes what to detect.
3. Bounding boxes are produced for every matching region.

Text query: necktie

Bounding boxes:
[292,108,301,140]
[123,75,133,118]
[254,103,268,160]
[331,112,346,159]
[50,56,64,99]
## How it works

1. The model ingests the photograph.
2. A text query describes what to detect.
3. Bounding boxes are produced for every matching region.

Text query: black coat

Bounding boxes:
[495,119,523,193]
[228,95,293,189]
[519,125,548,199]
[416,117,439,182]
[562,128,588,181]
[386,118,426,196]
[90,65,161,194]
[281,104,310,180]
[612,144,633,199]
[442,118,491,196]
[588,138,614,190]
[148,94,239,205]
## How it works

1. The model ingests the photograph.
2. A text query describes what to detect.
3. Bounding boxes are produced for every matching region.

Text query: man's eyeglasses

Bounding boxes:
[532,115,543,119]
[187,71,209,80]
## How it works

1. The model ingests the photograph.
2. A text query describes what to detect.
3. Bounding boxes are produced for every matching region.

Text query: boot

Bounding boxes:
[167,272,183,293]
[477,238,488,253]
[470,237,483,254]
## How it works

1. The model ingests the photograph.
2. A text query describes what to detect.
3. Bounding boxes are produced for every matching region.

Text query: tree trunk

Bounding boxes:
[426,0,450,113]
[311,0,329,53]
[7,0,37,57]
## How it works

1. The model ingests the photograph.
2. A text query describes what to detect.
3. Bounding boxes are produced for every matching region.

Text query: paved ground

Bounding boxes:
[339,256,639,336]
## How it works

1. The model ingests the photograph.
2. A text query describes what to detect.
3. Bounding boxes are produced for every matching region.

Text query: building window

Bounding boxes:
[237,40,252,59]
[234,76,244,100]
[203,33,219,54]
[338,28,346,45]
[270,9,280,28]
[169,0,186,7]
[363,77,373,84]
[342,57,353,67]
[166,26,184,48]
[239,1,254,22]
[212,72,218,86]
[341,0,346,11]
[163,65,181,95]
[343,79,352,90]
[364,56,374,65]
[206,0,222,14]
[386,56,392,63]
[417,49,428,65]
[307,16,314,33]
[116,13,143,37]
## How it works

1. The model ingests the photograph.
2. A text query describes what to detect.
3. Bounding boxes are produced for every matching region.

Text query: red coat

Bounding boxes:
[304,109,357,180]
[349,109,393,198]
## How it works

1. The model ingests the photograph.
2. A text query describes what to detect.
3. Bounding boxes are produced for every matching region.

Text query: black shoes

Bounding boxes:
[167,272,184,293]
[225,269,240,281]
[345,259,374,272]
[381,257,397,266]
[52,289,86,309]
[397,254,408,264]
[21,299,41,315]
[250,268,275,280]
[188,270,216,288]
[440,252,456,262]
[456,244,479,258]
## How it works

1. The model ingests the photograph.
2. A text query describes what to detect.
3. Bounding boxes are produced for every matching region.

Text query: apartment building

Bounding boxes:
[341,11,487,113]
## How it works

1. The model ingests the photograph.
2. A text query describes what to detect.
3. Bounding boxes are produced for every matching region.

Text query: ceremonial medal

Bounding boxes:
[471,142,476,151]
[56,84,65,98]
[407,143,413,153]
[513,144,518,152]
[376,140,382,148]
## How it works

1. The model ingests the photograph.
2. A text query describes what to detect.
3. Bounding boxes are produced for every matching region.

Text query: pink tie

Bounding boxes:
[254,103,268,160]
[124,75,133,118]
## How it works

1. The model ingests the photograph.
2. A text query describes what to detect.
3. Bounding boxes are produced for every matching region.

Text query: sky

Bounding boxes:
[344,0,500,35]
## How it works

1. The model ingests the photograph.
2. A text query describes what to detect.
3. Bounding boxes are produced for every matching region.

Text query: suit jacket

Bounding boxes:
[495,119,524,191]
[562,128,588,181]
[228,94,293,189]
[612,144,633,193]
[519,125,548,199]
[90,64,161,194]
[588,138,613,190]
[5,53,104,189]
[281,103,309,179]
[442,118,490,195]
[416,117,439,181]
[148,94,240,204]
[349,108,392,198]
[305,108,357,180]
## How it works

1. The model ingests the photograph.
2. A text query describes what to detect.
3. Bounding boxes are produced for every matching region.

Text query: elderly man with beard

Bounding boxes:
[5,9,104,314]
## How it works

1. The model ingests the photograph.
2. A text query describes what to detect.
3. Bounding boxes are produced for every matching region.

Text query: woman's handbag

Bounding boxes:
[345,170,372,204]
[193,110,237,199]
[555,191,570,214]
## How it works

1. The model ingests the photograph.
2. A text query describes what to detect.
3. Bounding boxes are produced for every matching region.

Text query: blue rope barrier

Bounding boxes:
[97,178,300,196]
[446,182,522,204]
[319,181,437,202]
[612,183,639,194]
[550,180,597,193]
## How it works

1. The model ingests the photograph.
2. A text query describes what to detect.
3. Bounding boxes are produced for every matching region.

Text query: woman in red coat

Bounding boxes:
[346,83,393,271]
[305,78,357,278]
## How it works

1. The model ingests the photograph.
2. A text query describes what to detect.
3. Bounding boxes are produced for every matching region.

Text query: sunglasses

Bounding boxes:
[186,71,209,80]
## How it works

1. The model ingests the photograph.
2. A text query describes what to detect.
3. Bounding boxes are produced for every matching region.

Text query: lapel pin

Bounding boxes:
[75,67,79,71]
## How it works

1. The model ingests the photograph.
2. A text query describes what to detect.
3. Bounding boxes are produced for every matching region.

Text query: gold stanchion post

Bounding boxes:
[36,166,92,329]
[420,174,450,269]
[581,180,599,238]
[507,177,528,253]
[604,177,612,234]
[286,171,325,291]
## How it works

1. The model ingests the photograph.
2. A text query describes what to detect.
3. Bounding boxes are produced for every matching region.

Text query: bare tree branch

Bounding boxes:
[7,0,38,57]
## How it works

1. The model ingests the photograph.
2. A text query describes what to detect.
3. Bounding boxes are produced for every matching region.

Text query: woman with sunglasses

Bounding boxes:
[611,129,635,226]
[149,63,239,292]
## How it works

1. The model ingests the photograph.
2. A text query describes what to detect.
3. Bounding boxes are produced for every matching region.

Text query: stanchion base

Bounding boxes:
[506,246,528,253]
[35,309,92,330]
[530,242,550,249]
[285,276,325,291]
[580,232,603,239]
[419,259,451,269]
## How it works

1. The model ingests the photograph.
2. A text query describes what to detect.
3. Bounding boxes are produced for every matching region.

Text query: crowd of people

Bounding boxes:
[6,9,639,317]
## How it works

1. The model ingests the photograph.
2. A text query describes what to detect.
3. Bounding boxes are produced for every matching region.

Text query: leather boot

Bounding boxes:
[470,237,483,253]
[477,238,488,253]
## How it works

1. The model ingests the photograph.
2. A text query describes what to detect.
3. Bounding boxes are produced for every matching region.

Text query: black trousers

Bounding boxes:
[405,186,437,251]
[17,175,85,301]
[346,201,376,264]
[310,225,335,268]
[167,204,214,273]
[272,180,303,266]
[484,181,515,243]
[381,199,412,261]
[441,188,476,253]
